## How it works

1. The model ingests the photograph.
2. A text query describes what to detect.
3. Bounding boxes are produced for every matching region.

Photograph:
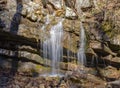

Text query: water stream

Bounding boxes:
[77,22,86,68]
[50,20,63,75]
[42,19,64,76]
[41,14,87,75]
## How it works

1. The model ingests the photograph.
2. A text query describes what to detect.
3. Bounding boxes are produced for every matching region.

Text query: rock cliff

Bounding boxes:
[0,0,120,87]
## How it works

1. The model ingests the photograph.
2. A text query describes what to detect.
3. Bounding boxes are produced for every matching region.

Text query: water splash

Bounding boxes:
[77,22,86,67]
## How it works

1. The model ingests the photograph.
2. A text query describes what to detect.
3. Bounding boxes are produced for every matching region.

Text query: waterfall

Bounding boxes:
[50,20,63,75]
[77,22,86,67]
[43,19,64,76]
[40,15,50,66]
[67,35,71,63]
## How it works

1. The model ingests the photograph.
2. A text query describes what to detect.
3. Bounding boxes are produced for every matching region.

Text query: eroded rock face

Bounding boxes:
[0,0,119,64]
[21,1,44,22]
[0,0,120,87]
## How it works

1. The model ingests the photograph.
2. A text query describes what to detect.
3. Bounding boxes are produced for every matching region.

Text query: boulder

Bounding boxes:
[98,66,120,80]
[110,35,120,46]
[65,70,106,88]
[89,41,116,56]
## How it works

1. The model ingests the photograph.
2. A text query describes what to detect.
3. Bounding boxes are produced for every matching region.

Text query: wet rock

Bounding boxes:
[86,48,97,57]
[18,62,49,75]
[60,63,78,71]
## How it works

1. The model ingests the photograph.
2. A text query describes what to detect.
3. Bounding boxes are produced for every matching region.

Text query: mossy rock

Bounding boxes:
[101,21,112,32]
[101,21,114,38]
[31,64,51,75]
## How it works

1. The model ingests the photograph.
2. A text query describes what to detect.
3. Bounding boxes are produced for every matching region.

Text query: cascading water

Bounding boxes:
[67,35,71,63]
[41,14,50,65]
[75,0,89,68]
[43,19,64,76]
[77,22,86,67]
[50,21,63,75]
